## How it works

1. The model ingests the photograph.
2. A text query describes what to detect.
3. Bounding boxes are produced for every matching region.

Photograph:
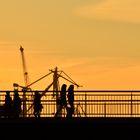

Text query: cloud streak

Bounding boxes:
[75,0,140,23]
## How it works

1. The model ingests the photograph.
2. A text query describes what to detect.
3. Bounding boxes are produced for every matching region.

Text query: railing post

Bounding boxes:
[104,102,106,117]
[131,92,133,117]
[85,92,87,117]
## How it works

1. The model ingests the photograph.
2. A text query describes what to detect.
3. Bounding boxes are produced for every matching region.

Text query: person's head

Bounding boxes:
[68,85,74,91]
[14,90,19,98]
[61,84,67,91]
[35,91,40,97]
[6,91,10,96]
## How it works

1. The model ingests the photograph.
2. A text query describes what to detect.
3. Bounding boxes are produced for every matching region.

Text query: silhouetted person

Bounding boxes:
[67,85,74,106]
[13,90,22,118]
[67,85,75,117]
[4,91,12,118]
[60,84,67,107]
[33,91,43,118]
[55,84,67,117]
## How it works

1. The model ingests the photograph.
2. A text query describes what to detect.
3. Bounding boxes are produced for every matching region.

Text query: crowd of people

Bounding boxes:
[2,84,75,118]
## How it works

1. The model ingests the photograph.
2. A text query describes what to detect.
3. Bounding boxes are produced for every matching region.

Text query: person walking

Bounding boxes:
[55,84,67,117]
[12,90,22,118]
[33,91,43,118]
[4,91,12,118]
[67,85,75,117]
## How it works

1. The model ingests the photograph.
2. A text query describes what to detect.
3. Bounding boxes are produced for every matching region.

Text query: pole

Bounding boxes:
[53,67,61,117]
[20,46,28,117]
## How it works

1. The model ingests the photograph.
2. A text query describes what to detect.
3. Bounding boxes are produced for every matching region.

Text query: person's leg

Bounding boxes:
[54,106,63,117]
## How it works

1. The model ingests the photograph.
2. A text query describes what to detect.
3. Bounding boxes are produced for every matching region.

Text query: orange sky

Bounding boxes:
[0,0,140,90]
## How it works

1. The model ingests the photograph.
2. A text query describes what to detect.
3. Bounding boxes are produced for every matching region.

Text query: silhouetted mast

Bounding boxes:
[53,67,62,117]
[20,46,29,117]
[20,46,29,87]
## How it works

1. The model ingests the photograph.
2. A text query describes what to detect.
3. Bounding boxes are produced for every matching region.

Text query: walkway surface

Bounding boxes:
[0,117,139,139]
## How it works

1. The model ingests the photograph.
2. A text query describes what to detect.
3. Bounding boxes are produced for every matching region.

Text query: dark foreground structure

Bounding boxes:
[0,117,140,139]
[0,90,140,139]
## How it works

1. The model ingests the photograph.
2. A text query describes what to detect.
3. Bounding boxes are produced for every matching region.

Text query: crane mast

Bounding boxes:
[20,46,29,87]
[20,46,29,117]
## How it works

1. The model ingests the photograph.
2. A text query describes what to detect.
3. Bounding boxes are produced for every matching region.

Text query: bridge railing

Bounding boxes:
[0,90,140,117]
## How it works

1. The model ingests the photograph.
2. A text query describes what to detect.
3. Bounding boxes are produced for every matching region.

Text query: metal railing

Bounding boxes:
[0,90,140,117]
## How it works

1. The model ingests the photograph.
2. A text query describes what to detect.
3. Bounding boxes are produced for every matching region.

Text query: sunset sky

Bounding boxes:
[0,0,140,90]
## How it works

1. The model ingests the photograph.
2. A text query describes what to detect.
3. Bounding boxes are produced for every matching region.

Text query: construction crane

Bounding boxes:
[14,47,82,117]
[19,46,30,117]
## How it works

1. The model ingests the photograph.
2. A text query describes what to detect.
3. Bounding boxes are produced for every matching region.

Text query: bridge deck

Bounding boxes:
[0,117,139,139]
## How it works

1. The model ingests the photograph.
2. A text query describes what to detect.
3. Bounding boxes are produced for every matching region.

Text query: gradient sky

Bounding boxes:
[0,0,140,90]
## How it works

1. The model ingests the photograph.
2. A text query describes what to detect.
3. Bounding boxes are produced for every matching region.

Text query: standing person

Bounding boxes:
[67,85,75,117]
[33,91,43,118]
[13,90,22,118]
[55,84,67,117]
[4,91,12,118]
[60,84,67,108]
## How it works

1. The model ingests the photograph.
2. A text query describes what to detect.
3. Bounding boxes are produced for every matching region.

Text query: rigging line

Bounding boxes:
[41,72,62,97]
[26,73,61,112]
[62,71,77,85]
[59,74,80,87]
[25,71,53,88]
